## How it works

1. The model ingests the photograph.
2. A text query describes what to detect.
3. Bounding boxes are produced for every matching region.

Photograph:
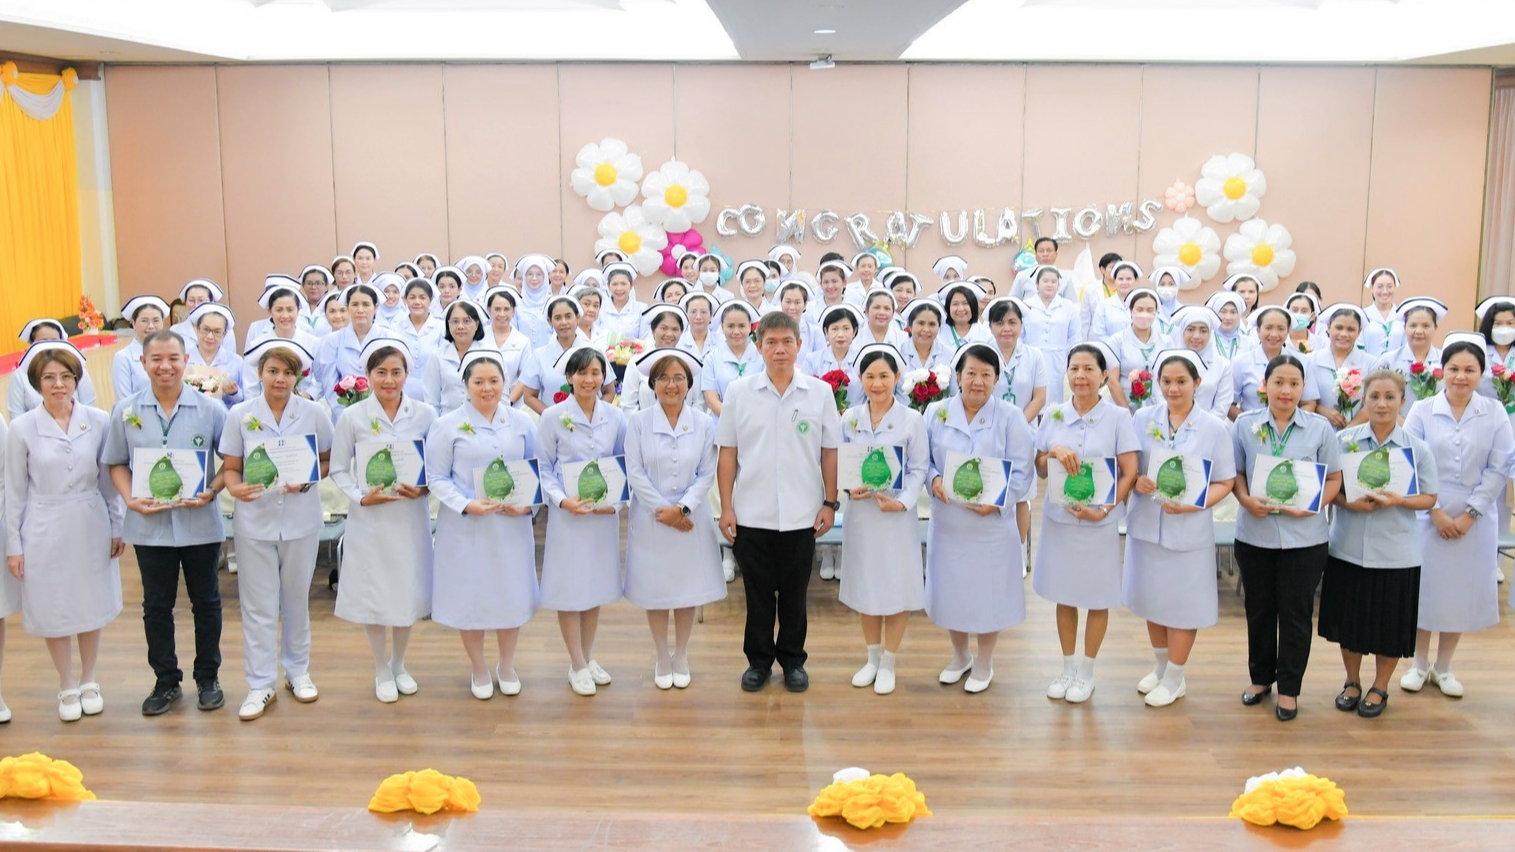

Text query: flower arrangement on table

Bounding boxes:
[335,375,370,407]
[183,365,227,400]
[1128,368,1153,406]
[902,368,946,414]
[77,296,104,334]
[1407,360,1442,399]
[1333,367,1362,418]
[1493,364,1515,414]
[820,370,850,415]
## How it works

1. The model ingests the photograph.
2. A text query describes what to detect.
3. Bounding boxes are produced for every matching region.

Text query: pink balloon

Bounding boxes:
[659,228,705,276]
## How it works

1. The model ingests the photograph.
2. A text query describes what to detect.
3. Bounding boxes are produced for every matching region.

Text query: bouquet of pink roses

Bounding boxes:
[1333,367,1363,419]
[335,374,370,407]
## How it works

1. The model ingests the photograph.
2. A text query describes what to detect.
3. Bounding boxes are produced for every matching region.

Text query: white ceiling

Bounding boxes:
[1,0,1513,65]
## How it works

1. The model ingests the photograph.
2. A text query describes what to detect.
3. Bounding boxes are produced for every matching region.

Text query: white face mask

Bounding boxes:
[1494,327,1515,346]
[698,271,719,287]
[1156,286,1178,302]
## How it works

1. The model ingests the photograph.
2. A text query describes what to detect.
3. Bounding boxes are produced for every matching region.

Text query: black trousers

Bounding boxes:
[135,543,224,688]
[733,526,815,671]
[1236,540,1328,697]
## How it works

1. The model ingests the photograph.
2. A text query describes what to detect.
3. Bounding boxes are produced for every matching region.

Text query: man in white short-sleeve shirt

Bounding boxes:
[716,312,840,693]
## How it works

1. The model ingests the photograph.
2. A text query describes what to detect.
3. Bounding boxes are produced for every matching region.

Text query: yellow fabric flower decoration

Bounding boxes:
[0,753,96,801]
[1229,767,1347,831]
[368,769,480,815]
[807,772,932,830]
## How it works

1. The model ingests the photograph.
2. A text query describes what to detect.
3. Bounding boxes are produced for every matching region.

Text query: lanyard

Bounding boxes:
[154,404,180,448]
[1217,335,1238,359]
[1265,420,1295,457]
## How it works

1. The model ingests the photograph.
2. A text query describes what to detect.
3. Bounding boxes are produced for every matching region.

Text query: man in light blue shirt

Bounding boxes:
[106,330,228,717]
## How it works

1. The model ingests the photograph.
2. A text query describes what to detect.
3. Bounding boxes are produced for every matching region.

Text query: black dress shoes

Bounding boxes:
[1334,681,1362,712]
[783,667,809,693]
[1275,699,1298,722]
[1241,686,1272,706]
[1357,687,1389,718]
[741,666,769,692]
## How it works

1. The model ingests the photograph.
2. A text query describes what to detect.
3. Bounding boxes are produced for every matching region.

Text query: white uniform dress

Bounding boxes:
[426,403,540,630]
[1189,353,1235,419]
[111,338,149,402]
[1033,398,1141,609]
[219,394,334,688]
[623,405,725,610]
[0,417,16,621]
[422,341,485,415]
[481,326,535,397]
[1122,403,1237,629]
[1358,305,1404,359]
[4,405,122,637]
[1107,327,1165,410]
[838,400,929,615]
[330,394,437,626]
[1404,393,1514,632]
[537,397,628,612]
[923,396,1036,633]
[240,328,323,400]
[388,313,446,400]
[1020,295,1081,405]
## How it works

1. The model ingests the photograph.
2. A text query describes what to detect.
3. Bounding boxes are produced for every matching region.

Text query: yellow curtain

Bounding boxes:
[0,63,81,356]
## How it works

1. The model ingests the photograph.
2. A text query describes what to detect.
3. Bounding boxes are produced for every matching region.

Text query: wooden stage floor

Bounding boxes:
[2,514,1514,826]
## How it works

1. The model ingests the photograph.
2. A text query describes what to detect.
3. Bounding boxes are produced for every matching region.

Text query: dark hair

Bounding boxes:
[443,300,485,343]
[130,301,166,322]
[267,289,302,311]
[345,284,379,306]
[907,300,942,325]
[461,355,505,384]
[606,268,634,287]
[778,281,810,303]
[764,260,783,277]
[678,254,697,271]
[26,322,61,342]
[1262,353,1306,381]
[403,278,433,299]
[719,302,753,325]
[554,259,570,275]
[1068,343,1108,372]
[1441,341,1486,373]
[257,347,304,376]
[945,288,980,325]
[987,300,1023,325]
[353,245,377,260]
[183,284,214,302]
[365,346,407,374]
[1323,306,1361,331]
[434,269,462,289]
[1362,367,1406,397]
[302,269,329,288]
[331,258,355,274]
[650,309,686,333]
[646,354,691,389]
[395,263,420,278]
[1294,281,1323,300]
[142,328,186,353]
[857,349,900,375]
[821,309,858,332]
[756,311,800,343]
[1479,303,1515,343]
[27,348,81,392]
[1254,306,1291,331]
[1098,252,1123,270]
[1402,305,1440,326]
[955,344,1002,380]
[819,251,844,265]
[864,290,896,314]
[1033,236,1058,252]
[1158,354,1200,381]
[660,281,689,301]
[565,347,608,378]
[485,288,518,311]
[1127,291,1159,312]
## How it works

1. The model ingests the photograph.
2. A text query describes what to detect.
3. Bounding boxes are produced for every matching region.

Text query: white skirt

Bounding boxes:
[1122,537,1218,629]
[1418,485,1500,633]
[334,496,433,627]
[1032,516,1123,610]
[431,510,538,630]
[624,504,725,610]
[838,498,925,616]
[925,500,1024,633]
[17,493,120,637]
[540,507,622,611]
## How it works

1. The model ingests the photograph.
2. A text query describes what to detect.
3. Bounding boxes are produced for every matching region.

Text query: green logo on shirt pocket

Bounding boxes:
[797,420,811,434]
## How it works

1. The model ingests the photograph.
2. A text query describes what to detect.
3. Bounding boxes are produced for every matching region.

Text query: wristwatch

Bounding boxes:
[1467,507,1483,520]
[823,499,841,511]
[679,504,691,516]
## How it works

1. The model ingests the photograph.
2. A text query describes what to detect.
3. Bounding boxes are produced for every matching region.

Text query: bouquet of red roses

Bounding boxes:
[1128,368,1153,406]
[902,368,946,413]
[335,375,370,407]
[1408,360,1442,400]
[1493,363,1515,413]
[820,370,850,415]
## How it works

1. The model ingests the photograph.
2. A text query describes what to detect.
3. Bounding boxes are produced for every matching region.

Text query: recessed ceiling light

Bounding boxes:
[814,28,836,34]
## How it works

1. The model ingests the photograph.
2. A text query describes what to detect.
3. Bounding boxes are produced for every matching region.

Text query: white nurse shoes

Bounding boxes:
[938,656,973,685]
[496,666,521,696]
[58,688,82,722]
[587,660,612,685]
[1399,666,1429,692]
[964,668,993,694]
[1046,673,1073,700]
[285,675,319,703]
[722,550,737,582]
[470,674,494,700]
[1431,668,1464,698]
[1065,675,1096,704]
[238,688,276,720]
[568,666,597,696]
[818,549,835,581]
[1144,680,1186,708]
[0,694,10,724]
[375,676,400,704]
[873,667,897,695]
[392,669,419,696]
[1136,670,1161,695]
[79,682,104,716]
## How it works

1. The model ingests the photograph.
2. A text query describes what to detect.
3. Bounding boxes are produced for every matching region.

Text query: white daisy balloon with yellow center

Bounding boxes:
[595,205,669,276]
[1152,217,1221,285]
[570,138,645,212]
[641,160,711,233]
[1223,218,1296,292]
[1196,153,1267,223]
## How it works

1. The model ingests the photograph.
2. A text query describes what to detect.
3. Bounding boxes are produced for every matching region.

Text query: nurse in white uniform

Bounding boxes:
[372,272,407,329]
[701,301,765,425]
[314,284,385,421]
[1035,342,1140,704]
[1370,297,1447,418]
[422,299,485,415]
[898,299,955,388]
[938,282,993,350]
[388,278,445,399]
[851,289,910,355]
[169,279,235,357]
[1124,350,1237,707]
[1019,266,1081,404]
[351,241,380,288]
[509,255,557,347]
[775,280,824,362]
[426,350,539,701]
[1107,289,1167,413]
[537,345,629,697]
[801,304,863,411]
[1308,304,1374,430]
[982,297,1048,549]
[8,319,97,422]
[1283,292,1329,355]
[678,291,722,365]
[241,286,322,400]
[1358,268,1405,358]
[295,265,333,337]
[1090,261,1144,341]
[4,342,122,722]
[621,305,689,415]
[329,337,436,704]
[924,344,1036,694]
[1169,306,1235,419]
[1206,291,1252,363]
[1402,335,1514,699]
[220,339,332,720]
[838,344,929,696]
[1231,307,1321,420]
[479,287,535,406]
[624,348,724,690]
[184,304,245,409]
[519,295,612,415]
[111,295,170,402]
[597,263,646,341]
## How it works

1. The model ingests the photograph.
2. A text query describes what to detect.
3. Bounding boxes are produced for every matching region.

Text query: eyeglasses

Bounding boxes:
[654,374,689,386]
[39,373,76,385]
[448,317,478,327]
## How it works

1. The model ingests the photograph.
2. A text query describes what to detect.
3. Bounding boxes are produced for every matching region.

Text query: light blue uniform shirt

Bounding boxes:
[1328,423,1438,569]
[924,395,1035,517]
[1404,392,1514,517]
[111,339,149,402]
[987,342,1048,410]
[1128,403,1238,552]
[1306,347,1374,425]
[314,324,384,419]
[700,341,765,421]
[1231,346,1322,414]
[1357,305,1404,358]
[104,387,228,547]
[1231,407,1342,549]
[1035,398,1140,529]
[219,394,333,541]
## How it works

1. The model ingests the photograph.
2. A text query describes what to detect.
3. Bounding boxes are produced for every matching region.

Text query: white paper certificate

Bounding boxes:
[1047,456,1118,507]
[1250,456,1328,513]
[1146,449,1213,509]
[838,442,905,492]
[356,439,427,493]
[561,455,629,506]
[1341,446,1420,503]
[241,434,320,492]
[131,448,210,503]
[472,457,544,508]
[942,452,1012,509]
